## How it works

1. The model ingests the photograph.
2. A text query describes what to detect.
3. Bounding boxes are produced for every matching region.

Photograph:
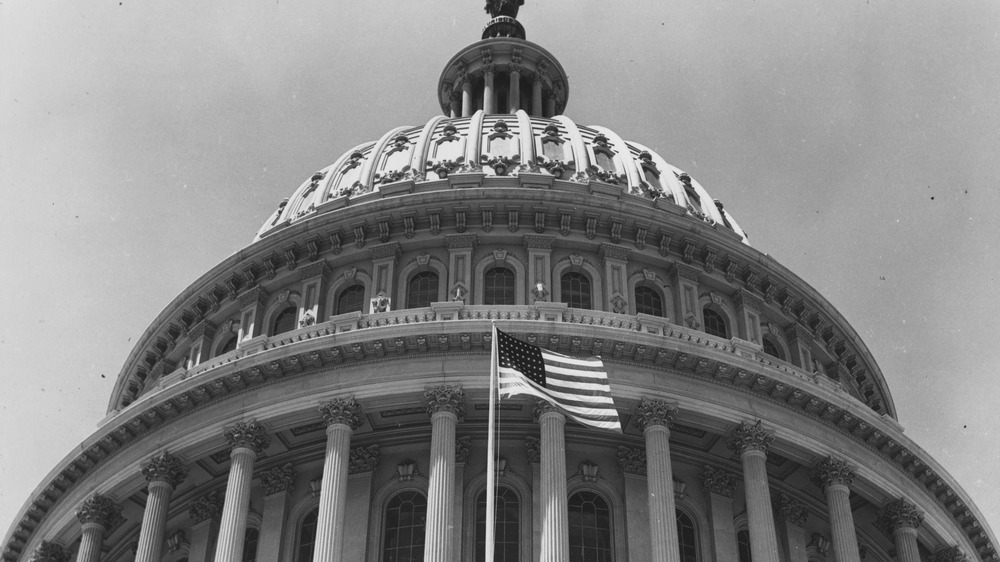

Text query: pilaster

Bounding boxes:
[701,466,739,562]
[524,235,555,304]
[599,244,631,314]
[445,235,477,303]
[672,263,703,330]
[734,289,764,345]
[776,494,809,562]
[256,463,296,562]
[297,260,328,328]
[188,492,223,562]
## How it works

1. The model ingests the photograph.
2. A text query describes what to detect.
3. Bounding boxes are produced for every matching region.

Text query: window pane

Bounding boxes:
[676,510,697,562]
[568,491,612,562]
[272,306,297,335]
[383,491,427,562]
[218,334,237,355]
[560,273,592,310]
[297,509,318,562]
[703,308,728,339]
[634,286,663,317]
[737,529,752,562]
[762,337,783,360]
[484,267,516,305]
[475,486,520,562]
[242,528,259,562]
[337,284,365,314]
[407,272,439,308]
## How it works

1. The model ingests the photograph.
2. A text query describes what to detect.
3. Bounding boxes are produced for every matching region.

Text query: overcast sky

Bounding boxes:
[2,0,999,546]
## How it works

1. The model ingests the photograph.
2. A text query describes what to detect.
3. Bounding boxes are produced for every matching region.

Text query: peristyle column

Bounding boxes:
[877,498,924,562]
[484,67,496,114]
[135,452,187,562]
[633,399,681,562]
[462,80,473,117]
[811,456,861,562]
[536,401,569,562]
[423,385,464,562]
[313,398,365,562]
[214,421,270,562]
[75,494,121,562]
[727,421,780,561]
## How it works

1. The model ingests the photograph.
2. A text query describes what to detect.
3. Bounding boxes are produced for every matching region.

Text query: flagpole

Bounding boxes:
[486,322,498,562]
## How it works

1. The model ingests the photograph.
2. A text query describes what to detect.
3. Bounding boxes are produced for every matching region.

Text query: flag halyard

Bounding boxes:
[495,328,622,432]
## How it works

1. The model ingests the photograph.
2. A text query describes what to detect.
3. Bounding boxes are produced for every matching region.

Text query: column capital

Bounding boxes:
[933,546,969,562]
[616,446,647,476]
[425,385,465,418]
[455,436,471,464]
[532,399,561,420]
[876,498,924,535]
[76,494,122,529]
[700,465,738,498]
[775,493,808,526]
[223,420,270,454]
[141,451,188,488]
[319,397,365,429]
[727,420,774,457]
[32,541,68,562]
[348,444,381,475]
[188,491,224,524]
[810,456,856,489]
[524,436,541,463]
[260,463,297,495]
[632,399,677,431]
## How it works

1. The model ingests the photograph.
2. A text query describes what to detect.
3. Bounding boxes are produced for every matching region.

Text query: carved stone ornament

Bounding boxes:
[532,399,560,420]
[776,493,809,526]
[933,546,969,562]
[455,436,472,463]
[76,493,121,528]
[188,491,223,524]
[396,461,418,482]
[348,444,380,475]
[876,498,924,535]
[617,446,647,475]
[260,463,296,495]
[727,420,774,457]
[319,398,365,430]
[578,460,601,482]
[524,437,541,463]
[809,533,832,556]
[223,420,271,454]
[140,451,188,488]
[632,399,677,431]
[531,282,549,303]
[32,541,68,562]
[701,465,737,498]
[425,385,465,418]
[810,456,856,489]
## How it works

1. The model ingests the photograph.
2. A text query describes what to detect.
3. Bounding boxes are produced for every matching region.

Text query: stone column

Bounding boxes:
[532,78,543,117]
[313,398,365,562]
[876,498,924,562]
[701,466,739,562]
[545,91,557,118]
[484,67,496,114]
[633,399,680,562]
[257,464,297,562]
[136,452,187,562]
[449,90,461,118]
[423,385,464,562]
[775,494,809,562]
[536,401,569,562]
[462,80,473,117]
[509,67,521,113]
[75,494,121,562]
[188,492,224,562]
[214,421,270,562]
[32,541,69,562]
[811,456,861,562]
[727,421,780,561]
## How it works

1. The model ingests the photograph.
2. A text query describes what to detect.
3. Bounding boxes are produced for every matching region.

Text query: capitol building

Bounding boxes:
[3,3,997,562]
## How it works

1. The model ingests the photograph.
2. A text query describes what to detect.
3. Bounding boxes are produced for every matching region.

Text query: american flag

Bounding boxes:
[495,329,622,432]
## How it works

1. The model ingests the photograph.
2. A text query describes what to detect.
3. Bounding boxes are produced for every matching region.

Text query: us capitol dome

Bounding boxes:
[5,3,996,562]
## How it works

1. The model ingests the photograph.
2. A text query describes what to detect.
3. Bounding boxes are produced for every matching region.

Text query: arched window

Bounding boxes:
[635,286,664,317]
[762,336,783,360]
[703,308,728,339]
[407,271,439,308]
[296,508,318,562]
[337,284,365,315]
[272,306,297,335]
[475,486,520,562]
[218,334,237,356]
[383,490,428,562]
[737,529,752,562]
[484,267,516,306]
[561,272,592,310]
[242,527,259,562]
[676,510,697,562]
[568,491,612,562]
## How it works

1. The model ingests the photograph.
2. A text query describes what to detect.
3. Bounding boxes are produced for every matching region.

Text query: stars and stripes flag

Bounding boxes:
[493,328,622,432]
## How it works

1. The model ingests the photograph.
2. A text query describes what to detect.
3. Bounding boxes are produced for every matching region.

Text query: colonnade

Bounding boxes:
[55,397,955,562]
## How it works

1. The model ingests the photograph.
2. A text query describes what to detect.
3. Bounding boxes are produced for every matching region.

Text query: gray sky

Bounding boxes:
[2,0,999,543]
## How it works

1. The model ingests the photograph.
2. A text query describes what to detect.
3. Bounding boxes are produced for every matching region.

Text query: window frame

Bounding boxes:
[463,472,532,562]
